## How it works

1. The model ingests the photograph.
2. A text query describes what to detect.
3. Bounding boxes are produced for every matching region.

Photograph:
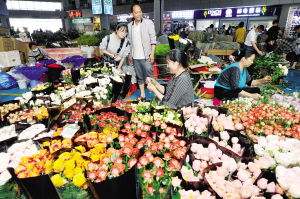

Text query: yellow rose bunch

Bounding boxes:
[15,149,53,178]
[52,150,89,189]
[51,174,67,187]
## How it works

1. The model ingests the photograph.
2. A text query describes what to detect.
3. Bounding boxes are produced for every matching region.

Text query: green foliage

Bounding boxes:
[95,30,111,43]
[0,181,24,199]
[77,35,101,46]
[58,183,91,199]
[155,44,171,57]
[187,31,205,43]
[253,53,286,84]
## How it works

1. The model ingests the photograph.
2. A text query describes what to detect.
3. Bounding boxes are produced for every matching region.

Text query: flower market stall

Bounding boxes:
[0,39,300,199]
[0,56,299,199]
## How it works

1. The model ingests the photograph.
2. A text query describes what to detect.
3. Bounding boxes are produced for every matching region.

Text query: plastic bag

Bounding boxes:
[38,59,57,65]
[7,70,30,82]
[0,72,18,90]
[61,56,87,68]
[15,66,48,80]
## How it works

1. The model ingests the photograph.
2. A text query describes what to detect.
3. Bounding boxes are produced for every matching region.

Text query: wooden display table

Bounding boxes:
[189,70,220,96]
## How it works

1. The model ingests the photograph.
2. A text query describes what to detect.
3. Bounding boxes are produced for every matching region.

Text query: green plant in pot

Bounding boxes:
[155,44,171,65]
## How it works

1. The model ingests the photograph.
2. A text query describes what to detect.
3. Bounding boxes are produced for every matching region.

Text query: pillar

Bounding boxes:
[100,14,110,30]
[154,0,164,35]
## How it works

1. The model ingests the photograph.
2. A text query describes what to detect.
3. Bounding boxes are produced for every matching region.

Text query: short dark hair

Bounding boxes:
[131,4,141,12]
[232,49,255,62]
[166,49,189,68]
[115,23,128,32]
[29,42,37,49]
[257,25,265,31]
[273,20,279,24]
[295,25,300,31]
[266,38,276,44]
[238,22,244,28]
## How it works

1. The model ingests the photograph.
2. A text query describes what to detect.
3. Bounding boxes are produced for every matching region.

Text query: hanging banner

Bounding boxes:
[103,0,113,15]
[92,0,102,15]
[284,6,300,38]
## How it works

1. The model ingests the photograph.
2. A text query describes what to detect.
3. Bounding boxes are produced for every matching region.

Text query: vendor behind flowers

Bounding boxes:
[146,49,194,108]
[28,42,51,64]
[214,50,271,101]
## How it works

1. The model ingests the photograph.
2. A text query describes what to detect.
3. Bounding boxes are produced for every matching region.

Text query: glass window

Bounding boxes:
[7,0,62,11]
[9,1,20,10]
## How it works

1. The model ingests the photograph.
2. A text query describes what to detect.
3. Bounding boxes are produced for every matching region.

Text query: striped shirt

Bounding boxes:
[162,71,194,109]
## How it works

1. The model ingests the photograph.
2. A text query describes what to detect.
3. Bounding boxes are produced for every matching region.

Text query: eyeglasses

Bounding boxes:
[118,31,128,35]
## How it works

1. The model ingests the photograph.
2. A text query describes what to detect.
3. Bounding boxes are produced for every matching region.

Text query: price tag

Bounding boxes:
[63,98,76,109]
[60,124,80,139]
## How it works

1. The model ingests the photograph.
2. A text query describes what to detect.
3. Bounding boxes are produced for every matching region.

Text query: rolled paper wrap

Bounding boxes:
[120,74,132,99]
[7,168,61,199]
[89,165,137,199]
[111,79,124,103]
[71,68,80,84]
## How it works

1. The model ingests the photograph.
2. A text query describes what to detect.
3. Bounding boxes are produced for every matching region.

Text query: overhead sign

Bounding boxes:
[72,17,92,24]
[194,6,280,19]
[92,0,102,14]
[103,0,113,15]
[171,10,194,19]
[68,10,82,18]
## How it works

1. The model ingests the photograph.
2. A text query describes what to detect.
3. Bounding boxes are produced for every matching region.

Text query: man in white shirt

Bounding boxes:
[244,25,264,56]
[128,4,156,101]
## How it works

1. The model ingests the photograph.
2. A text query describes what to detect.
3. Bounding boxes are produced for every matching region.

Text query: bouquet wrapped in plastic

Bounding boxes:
[61,56,87,68]
[15,66,48,80]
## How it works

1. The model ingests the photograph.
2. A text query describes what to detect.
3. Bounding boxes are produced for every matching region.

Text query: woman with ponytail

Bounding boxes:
[214,50,271,101]
[146,49,194,108]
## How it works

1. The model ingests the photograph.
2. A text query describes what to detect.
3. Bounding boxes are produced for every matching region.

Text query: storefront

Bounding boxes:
[162,10,195,34]
[194,5,281,31]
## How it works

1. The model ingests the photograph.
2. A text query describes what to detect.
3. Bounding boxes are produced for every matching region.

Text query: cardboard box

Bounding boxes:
[12,39,29,63]
[0,37,14,52]
[12,39,26,52]
[0,50,22,68]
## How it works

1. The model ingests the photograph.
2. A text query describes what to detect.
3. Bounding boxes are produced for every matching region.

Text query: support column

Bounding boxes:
[100,14,110,30]
[154,0,164,35]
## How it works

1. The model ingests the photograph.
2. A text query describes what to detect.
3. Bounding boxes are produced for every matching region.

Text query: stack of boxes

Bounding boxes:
[0,37,29,71]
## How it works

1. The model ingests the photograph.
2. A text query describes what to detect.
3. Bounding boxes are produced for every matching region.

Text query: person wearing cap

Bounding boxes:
[244,25,265,56]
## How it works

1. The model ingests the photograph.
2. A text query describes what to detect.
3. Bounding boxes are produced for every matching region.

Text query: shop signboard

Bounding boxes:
[92,0,102,15]
[103,0,113,15]
[171,10,194,20]
[72,17,92,24]
[194,6,280,19]
[68,10,82,18]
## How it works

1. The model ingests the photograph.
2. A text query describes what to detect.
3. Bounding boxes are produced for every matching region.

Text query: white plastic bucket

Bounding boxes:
[17,80,27,89]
